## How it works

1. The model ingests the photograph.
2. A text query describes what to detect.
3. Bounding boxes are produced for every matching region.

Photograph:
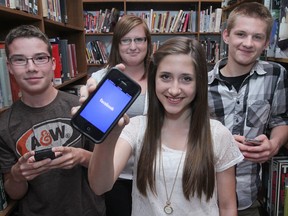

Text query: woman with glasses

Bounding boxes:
[87,14,153,216]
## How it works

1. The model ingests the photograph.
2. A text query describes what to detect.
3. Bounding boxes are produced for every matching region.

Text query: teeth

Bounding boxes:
[169,97,180,102]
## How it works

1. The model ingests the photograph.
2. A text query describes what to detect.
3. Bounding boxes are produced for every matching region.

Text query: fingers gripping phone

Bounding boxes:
[34,148,56,161]
[244,138,261,146]
[71,68,141,143]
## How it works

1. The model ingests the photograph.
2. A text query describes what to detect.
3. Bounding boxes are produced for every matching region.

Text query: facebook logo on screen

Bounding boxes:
[80,79,132,133]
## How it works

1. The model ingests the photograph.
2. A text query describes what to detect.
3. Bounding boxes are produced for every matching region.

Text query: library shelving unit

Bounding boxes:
[82,0,223,73]
[0,0,87,114]
[0,1,86,214]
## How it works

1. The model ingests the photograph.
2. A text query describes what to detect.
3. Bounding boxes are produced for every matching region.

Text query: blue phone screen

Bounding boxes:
[80,79,132,133]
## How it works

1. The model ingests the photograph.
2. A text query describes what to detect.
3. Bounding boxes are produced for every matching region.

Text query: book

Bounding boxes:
[47,0,55,21]
[109,7,119,32]
[0,57,13,107]
[59,0,67,23]
[92,40,104,64]
[96,40,108,64]
[275,159,288,216]
[59,39,70,82]
[9,0,16,9]
[41,0,48,17]
[22,0,29,12]
[182,12,189,32]
[264,156,288,216]
[70,43,78,76]
[171,10,183,32]
[32,0,38,15]
[67,44,75,78]
[102,8,112,33]
[275,0,288,58]
[0,48,20,104]
[214,8,222,33]
[51,43,62,85]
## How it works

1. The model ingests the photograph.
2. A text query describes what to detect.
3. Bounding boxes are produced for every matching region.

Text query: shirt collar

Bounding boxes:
[208,58,267,84]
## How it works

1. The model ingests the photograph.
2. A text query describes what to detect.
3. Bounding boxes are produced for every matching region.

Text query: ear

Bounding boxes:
[51,57,56,71]
[222,29,229,44]
[263,39,270,50]
[6,59,14,76]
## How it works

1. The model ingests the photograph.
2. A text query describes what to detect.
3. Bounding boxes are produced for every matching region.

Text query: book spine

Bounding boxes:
[51,43,62,85]
[59,39,70,81]
[0,58,13,107]
[284,184,288,216]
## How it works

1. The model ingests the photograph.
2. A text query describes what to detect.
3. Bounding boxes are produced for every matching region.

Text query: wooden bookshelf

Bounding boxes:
[83,0,223,71]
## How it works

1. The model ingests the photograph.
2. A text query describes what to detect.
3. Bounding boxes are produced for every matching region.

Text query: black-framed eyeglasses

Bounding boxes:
[120,37,147,45]
[9,55,51,66]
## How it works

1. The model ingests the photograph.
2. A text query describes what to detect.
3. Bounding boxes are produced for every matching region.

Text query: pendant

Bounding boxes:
[164,203,173,214]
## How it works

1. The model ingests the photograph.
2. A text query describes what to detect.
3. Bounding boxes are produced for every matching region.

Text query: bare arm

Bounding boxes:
[49,146,92,169]
[88,116,131,195]
[217,166,237,216]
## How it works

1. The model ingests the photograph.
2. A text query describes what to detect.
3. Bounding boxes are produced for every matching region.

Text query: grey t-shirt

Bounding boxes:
[0,91,105,216]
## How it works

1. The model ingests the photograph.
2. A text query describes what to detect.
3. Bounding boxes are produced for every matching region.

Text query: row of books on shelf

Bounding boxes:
[0,37,78,109]
[0,46,21,109]
[84,8,121,33]
[129,9,198,34]
[199,7,222,33]
[42,0,68,24]
[265,0,288,59]
[86,37,220,67]
[50,37,78,85]
[85,40,110,65]
[201,39,220,64]
[263,155,288,216]
[0,0,69,25]
[151,38,220,64]
[84,7,222,34]
[0,0,38,15]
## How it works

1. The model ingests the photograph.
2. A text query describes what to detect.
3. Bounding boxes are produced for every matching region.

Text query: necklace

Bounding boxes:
[161,148,185,214]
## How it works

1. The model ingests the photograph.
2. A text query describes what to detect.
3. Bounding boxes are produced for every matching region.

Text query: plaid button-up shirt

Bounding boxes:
[208,58,288,210]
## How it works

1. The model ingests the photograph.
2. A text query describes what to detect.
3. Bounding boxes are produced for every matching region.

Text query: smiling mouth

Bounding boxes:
[25,77,42,81]
[166,96,182,103]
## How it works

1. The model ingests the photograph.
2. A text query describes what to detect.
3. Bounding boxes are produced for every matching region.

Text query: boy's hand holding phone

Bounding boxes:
[244,138,261,146]
[34,148,56,161]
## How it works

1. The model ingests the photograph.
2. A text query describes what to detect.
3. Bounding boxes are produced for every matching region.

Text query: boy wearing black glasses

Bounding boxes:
[0,25,105,216]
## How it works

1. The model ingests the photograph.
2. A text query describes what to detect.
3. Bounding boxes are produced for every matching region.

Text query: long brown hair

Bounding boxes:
[108,15,152,76]
[137,37,215,201]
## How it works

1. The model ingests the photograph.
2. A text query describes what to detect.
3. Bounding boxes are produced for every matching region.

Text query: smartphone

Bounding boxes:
[71,68,141,144]
[34,148,56,161]
[244,138,261,145]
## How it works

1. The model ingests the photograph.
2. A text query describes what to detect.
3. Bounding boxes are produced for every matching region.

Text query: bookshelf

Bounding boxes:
[0,0,87,112]
[83,0,223,73]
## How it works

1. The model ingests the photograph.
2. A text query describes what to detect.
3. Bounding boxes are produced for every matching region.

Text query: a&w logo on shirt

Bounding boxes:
[16,118,81,155]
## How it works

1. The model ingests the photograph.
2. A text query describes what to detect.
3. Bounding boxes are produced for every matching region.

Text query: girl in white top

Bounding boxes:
[87,37,244,216]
